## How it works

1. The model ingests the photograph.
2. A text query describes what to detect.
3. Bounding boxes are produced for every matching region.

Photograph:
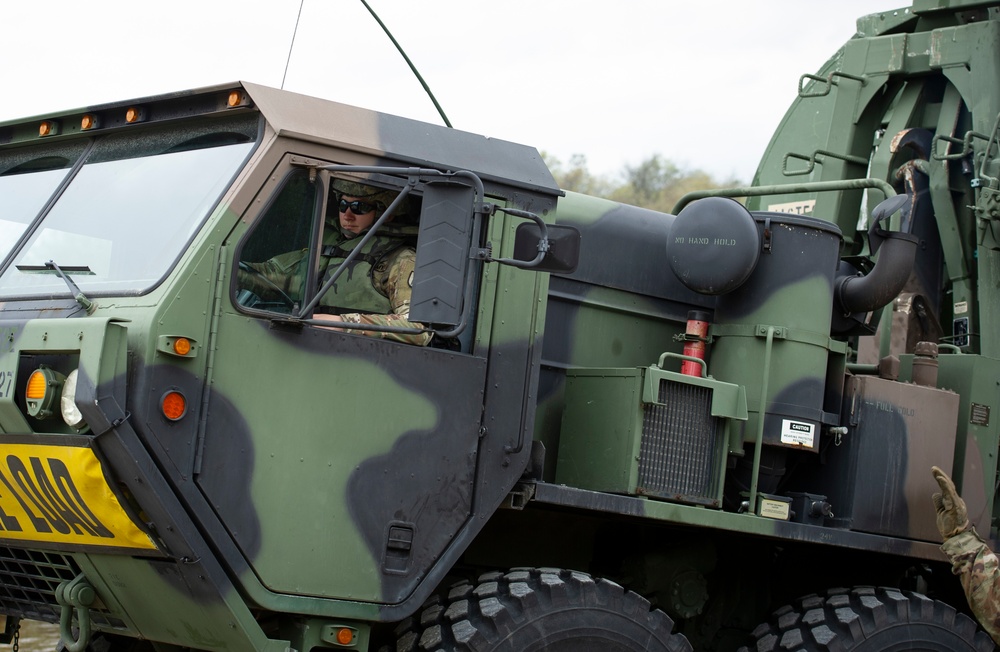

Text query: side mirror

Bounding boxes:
[409,180,476,326]
[512,222,581,274]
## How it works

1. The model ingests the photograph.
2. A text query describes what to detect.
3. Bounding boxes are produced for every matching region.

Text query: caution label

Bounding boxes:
[0,444,156,550]
[780,419,816,448]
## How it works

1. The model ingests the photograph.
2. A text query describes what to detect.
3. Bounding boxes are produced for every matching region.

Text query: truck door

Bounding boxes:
[202,154,488,607]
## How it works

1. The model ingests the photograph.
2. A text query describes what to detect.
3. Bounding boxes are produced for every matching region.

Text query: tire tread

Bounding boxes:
[737,586,997,652]
[384,567,691,651]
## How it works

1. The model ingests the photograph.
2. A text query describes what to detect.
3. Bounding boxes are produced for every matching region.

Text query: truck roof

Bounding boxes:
[0,81,562,198]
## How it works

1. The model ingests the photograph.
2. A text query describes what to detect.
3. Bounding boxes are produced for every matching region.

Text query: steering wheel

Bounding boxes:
[237,261,296,311]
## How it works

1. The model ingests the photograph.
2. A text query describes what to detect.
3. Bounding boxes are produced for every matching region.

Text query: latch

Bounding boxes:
[383,523,415,574]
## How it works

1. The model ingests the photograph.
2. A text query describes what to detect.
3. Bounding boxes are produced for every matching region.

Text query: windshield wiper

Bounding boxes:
[15,260,97,314]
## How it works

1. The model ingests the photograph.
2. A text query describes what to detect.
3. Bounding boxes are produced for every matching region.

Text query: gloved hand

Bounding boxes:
[932,465,970,540]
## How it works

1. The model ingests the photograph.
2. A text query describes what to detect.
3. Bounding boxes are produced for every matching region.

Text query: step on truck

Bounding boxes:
[1,1,1000,650]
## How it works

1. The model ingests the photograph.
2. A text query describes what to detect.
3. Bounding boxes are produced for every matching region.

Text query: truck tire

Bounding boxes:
[740,586,996,651]
[383,567,692,651]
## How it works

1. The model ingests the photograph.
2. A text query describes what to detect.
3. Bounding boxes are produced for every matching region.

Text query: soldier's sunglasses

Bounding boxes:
[338,199,378,215]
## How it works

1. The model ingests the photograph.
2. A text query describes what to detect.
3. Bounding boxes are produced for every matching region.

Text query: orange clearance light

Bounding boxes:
[38,120,58,137]
[26,370,48,400]
[172,337,192,356]
[335,628,353,645]
[161,391,187,421]
[125,107,144,123]
[227,91,245,107]
[25,367,65,419]
[81,114,99,130]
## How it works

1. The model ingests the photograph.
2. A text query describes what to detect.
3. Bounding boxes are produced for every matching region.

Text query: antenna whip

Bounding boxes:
[282,0,305,89]
[360,0,453,128]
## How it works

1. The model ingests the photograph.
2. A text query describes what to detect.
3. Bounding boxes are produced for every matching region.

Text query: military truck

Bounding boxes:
[1,1,999,650]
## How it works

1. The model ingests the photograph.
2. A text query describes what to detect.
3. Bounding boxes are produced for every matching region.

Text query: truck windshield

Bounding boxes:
[0,116,257,299]
[0,142,87,261]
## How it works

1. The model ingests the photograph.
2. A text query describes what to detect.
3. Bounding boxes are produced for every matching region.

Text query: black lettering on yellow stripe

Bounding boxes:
[0,460,50,534]
[30,457,98,537]
[0,500,21,532]
[9,456,70,535]
[48,459,113,539]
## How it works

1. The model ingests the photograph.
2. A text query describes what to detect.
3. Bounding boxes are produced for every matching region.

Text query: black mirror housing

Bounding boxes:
[513,223,581,275]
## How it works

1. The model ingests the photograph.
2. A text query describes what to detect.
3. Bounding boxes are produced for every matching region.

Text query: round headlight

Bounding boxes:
[26,367,64,419]
[60,369,89,432]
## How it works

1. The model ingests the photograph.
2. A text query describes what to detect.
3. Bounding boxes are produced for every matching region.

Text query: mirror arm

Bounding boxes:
[485,207,550,269]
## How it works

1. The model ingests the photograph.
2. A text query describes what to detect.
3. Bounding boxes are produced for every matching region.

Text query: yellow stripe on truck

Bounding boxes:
[0,444,156,550]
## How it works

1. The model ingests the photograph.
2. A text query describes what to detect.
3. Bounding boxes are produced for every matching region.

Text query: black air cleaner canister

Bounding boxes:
[706,212,843,452]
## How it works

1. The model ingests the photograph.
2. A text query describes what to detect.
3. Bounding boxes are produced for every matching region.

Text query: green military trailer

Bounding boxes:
[1,0,1000,650]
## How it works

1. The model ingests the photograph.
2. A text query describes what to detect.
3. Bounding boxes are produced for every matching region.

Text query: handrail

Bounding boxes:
[672,178,896,215]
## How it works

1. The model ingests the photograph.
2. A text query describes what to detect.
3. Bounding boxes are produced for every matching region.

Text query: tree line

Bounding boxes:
[543,153,742,214]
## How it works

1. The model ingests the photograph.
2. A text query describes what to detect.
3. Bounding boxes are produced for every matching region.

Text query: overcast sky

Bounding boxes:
[3,1,907,183]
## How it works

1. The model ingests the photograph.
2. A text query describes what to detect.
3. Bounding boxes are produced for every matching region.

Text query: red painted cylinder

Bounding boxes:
[681,310,711,377]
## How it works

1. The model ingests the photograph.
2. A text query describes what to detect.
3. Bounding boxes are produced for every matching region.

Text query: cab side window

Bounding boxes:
[235,168,442,348]
[235,169,317,314]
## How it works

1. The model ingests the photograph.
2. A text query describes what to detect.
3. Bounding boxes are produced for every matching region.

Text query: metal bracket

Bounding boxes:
[502,482,536,510]
[976,186,1000,223]
[762,217,773,253]
[0,616,19,644]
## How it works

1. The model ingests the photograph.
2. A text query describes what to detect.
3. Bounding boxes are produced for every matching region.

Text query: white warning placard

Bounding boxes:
[780,419,816,447]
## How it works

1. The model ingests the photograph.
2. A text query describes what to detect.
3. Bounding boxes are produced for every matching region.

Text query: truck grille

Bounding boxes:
[638,380,722,507]
[0,547,125,629]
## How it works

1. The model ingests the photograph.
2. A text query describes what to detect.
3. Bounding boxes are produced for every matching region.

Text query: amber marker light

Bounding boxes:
[173,337,192,356]
[81,114,99,130]
[227,90,246,107]
[26,370,48,401]
[161,391,187,421]
[38,121,58,136]
[336,629,354,645]
[25,367,65,419]
[125,107,144,123]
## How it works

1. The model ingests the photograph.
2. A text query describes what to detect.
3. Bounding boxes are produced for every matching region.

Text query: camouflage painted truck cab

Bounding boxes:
[2,1,1000,651]
[0,80,575,651]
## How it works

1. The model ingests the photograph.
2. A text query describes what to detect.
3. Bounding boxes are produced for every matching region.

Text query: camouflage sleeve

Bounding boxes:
[941,529,1000,644]
[339,312,432,346]
[382,246,417,318]
[340,247,432,346]
[238,250,308,298]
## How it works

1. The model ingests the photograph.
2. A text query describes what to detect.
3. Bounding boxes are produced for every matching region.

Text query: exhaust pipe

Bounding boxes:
[835,194,918,316]
[836,231,918,314]
[834,124,942,326]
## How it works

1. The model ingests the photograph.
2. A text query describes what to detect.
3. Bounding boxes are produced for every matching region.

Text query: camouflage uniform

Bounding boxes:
[242,192,432,346]
[941,529,1000,644]
[934,466,1000,644]
[323,236,432,346]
